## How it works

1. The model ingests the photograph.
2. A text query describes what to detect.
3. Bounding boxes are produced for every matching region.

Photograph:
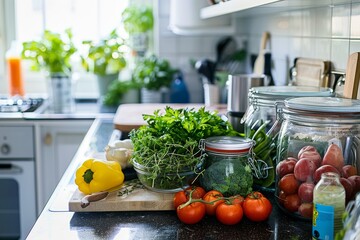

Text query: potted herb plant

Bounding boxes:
[21,29,77,113]
[132,54,177,103]
[121,5,154,55]
[81,29,127,98]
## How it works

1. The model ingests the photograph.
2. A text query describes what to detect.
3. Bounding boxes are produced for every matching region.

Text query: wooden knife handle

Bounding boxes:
[259,32,270,51]
[344,52,360,99]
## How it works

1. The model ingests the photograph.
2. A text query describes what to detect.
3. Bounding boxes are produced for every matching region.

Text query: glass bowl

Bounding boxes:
[132,159,203,193]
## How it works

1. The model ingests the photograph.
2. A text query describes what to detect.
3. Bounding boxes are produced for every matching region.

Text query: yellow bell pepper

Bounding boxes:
[75,158,124,195]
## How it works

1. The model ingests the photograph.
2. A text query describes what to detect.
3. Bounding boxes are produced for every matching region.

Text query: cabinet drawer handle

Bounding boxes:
[44,133,52,145]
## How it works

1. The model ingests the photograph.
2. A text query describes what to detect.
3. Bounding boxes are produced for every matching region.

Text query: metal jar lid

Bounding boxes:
[284,97,360,113]
[204,136,254,154]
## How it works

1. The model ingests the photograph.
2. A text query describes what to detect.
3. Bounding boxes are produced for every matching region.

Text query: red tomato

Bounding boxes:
[203,190,224,216]
[186,186,206,199]
[243,192,272,222]
[215,202,243,225]
[173,191,188,209]
[230,195,244,207]
[176,202,206,224]
[173,186,206,209]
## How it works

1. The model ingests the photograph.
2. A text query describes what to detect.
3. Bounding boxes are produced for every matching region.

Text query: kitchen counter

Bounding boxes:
[26,117,312,240]
[0,98,114,120]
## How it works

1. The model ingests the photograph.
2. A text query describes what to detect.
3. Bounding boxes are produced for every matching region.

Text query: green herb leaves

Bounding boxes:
[129,106,239,190]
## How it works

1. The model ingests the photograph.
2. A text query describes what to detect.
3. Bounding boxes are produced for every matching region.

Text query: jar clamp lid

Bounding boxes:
[284,97,360,113]
[204,136,254,154]
[249,86,334,101]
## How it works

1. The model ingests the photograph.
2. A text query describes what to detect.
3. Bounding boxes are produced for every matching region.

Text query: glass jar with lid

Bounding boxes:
[275,97,360,220]
[241,86,334,191]
[200,136,255,197]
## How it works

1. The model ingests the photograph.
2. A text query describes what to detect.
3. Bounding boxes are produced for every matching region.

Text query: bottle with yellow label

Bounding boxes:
[312,172,345,240]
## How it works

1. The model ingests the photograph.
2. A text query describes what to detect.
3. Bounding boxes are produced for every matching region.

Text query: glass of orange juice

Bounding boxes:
[6,41,25,97]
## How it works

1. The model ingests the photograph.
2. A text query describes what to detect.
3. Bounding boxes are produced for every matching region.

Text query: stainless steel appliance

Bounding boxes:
[0,97,44,113]
[0,126,37,240]
[227,74,265,132]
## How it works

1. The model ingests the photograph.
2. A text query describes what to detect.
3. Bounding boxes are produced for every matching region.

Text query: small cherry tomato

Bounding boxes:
[186,185,206,199]
[215,202,244,225]
[176,202,206,224]
[173,186,206,209]
[173,190,188,209]
[203,190,224,216]
[230,195,245,207]
[243,191,272,222]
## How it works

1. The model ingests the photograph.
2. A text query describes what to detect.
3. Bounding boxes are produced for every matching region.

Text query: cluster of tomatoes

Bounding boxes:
[173,186,273,225]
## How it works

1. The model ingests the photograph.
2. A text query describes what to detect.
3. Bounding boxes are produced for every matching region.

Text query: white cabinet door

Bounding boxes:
[35,120,92,213]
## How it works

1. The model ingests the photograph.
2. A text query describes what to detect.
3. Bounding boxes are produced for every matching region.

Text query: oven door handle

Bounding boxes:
[0,163,23,174]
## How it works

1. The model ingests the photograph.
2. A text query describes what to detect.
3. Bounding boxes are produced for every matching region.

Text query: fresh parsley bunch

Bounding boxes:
[129,106,239,190]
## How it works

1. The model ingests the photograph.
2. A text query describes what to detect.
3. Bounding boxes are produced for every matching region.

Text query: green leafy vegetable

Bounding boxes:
[129,106,239,190]
[200,160,253,197]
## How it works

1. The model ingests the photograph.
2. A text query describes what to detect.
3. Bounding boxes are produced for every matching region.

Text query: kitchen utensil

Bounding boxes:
[264,52,275,85]
[204,83,220,106]
[216,36,237,67]
[343,52,360,99]
[195,59,217,84]
[290,58,331,88]
[253,32,270,75]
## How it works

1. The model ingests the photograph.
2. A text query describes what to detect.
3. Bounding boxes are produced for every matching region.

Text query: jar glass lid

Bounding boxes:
[250,86,334,100]
[204,136,254,152]
[284,97,360,113]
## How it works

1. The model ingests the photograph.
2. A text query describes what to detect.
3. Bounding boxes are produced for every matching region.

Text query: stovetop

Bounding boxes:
[0,97,44,113]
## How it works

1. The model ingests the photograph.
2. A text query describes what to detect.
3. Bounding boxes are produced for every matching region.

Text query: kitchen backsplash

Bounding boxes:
[156,0,360,102]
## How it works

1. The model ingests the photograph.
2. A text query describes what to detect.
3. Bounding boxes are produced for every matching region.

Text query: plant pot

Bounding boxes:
[97,73,118,97]
[141,87,169,103]
[47,73,74,113]
[130,33,148,56]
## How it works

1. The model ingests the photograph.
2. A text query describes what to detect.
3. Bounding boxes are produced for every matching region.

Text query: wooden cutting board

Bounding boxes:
[113,103,227,132]
[69,180,175,212]
[293,58,331,87]
[343,52,360,99]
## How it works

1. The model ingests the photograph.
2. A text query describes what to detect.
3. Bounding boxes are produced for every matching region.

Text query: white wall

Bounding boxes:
[156,1,360,102]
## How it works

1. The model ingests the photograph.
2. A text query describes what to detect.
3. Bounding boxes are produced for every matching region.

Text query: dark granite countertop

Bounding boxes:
[26,117,312,240]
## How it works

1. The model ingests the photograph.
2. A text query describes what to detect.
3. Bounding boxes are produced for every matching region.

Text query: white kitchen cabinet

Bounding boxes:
[35,120,93,213]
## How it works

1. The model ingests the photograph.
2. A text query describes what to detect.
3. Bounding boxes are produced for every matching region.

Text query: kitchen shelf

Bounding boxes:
[201,0,283,19]
[200,0,354,19]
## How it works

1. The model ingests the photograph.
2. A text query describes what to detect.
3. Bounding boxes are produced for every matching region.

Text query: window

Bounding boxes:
[1,0,129,97]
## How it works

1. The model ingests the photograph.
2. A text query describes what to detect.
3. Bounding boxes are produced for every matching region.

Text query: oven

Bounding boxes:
[0,126,37,240]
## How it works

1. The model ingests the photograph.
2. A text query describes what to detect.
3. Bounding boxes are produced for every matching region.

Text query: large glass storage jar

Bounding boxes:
[200,136,255,197]
[275,97,360,220]
[241,86,334,190]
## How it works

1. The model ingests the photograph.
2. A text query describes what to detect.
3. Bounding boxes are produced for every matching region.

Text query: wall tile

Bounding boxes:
[158,36,178,55]
[288,10,302,37]
[349,40,360,54]
[315,6,332,37]
[301,37,317,59]
[331,39,350,70]
[315,38,332,60]
[158,0,170,17]
[350,3,360,38]
[302,9,316,37]
[332,4,351,38]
